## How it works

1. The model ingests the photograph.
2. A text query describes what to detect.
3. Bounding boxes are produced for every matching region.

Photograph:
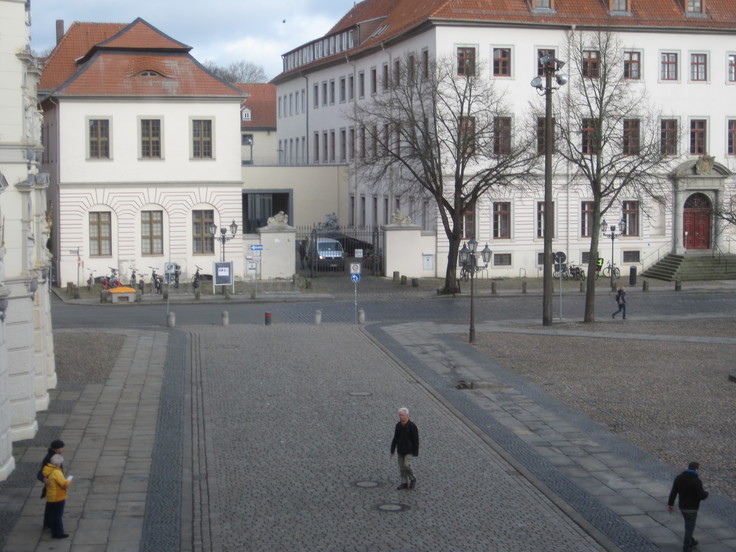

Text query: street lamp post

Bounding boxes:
[600,218,625,289]
[458,239,492,344]
[208,220,238,262]
[531,55,568,326]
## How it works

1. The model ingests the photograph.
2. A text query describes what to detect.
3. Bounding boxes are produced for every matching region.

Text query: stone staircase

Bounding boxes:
[643,253,736,281]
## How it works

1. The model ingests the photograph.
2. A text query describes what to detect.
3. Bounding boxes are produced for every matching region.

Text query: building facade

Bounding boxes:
[41,19,245,285]
[272,0,736,278]
[0,0,56,480]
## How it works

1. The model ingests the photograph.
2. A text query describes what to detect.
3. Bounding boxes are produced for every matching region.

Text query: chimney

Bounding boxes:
[56,20,64,44]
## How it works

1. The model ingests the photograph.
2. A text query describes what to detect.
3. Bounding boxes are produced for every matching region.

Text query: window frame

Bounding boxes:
[690,52,709,82]
[192,209,215,254]
[582,50,601,78]
[492,46,512,77]
[139,118,162,159]
[727,119,736,156]
[660,51,679,82]
[536,201,554,239]
[537,48,556,76]
[623,50,641,80]
[141,210,164,256]
[581,201,594,238]
[689,118,708,155]
[493,116,512,155]
[623,118,641,156]
[460,116,476,156]
[89,211,112,257]
[457,46,476,77]
[191,118,214,160]
[622,201,640,237]
[661,118,679,156]
[728,54,736,83]
[582,118,597,155]
[493,202,511,239]
[87,117,111,160]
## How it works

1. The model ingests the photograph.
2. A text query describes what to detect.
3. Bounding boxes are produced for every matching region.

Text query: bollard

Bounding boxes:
[491,281,497,294]
[163,287,168,300]
[393,271,400,282]
[579,281,584,293]
[401,275,407,285]
[315,310,322,324]
[411,278,419,288]
[642,280,649,292]
[136,290,142,303]
[222,311,229,326]
[675,280,682,291]
[265,312,272,325]
[167,312,176,328]
[358,309,365,324]
[522,281,527,294]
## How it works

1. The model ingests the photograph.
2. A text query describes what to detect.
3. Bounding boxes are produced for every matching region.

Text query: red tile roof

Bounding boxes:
[234,83,276,129]
[276,0,736,81]
[40,18,243,98]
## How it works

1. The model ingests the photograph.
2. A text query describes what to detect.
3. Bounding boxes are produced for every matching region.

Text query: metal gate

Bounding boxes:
[295,225,384,277]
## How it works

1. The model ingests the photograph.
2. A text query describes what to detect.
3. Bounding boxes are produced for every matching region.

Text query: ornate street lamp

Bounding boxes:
[208,220,238,262]
[459,239,492,344]
[532,54,568,326]
[600,218,625,288]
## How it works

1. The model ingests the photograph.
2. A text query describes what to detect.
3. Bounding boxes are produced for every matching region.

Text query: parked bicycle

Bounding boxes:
[137,273,146,293]
[87,270,96,291]
[192,265,202,289]
[568,263,586,281]
[173,264,181,288]
[595,261,620,280]
[101,267,121,290]
[149,267,162,294]
[129,267,137,288]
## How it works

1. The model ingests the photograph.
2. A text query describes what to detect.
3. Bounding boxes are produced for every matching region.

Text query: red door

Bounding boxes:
[683,193,711,249]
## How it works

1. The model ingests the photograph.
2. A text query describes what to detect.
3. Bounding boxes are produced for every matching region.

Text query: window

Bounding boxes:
[582,118,596,155]
[690,119,707,154]
[661,52,678,80]
[141,119,161,159]
[408,54,416,83]
[728,120,736,155]
[493,202,511,239]
[329,80,335,104]
[192,119,212,159]
[349,127,355,160]
[457,47,476,76]
[537,49,555,76]
[330,130,336,162]
[463,207,475,239]
[89,211,111,256]
[729,55,736,82]
[583,50,600,78]
[382,63,389,91]
[192,210,214,254]
[611,0,627,10]
[623,119,640,155]
[313,83,319,108]
[89,119,110,159]
[687,0,702,13]
[622,201,639,236]
[314,132,320,163]
[493,117,511,155]
[141,211,163,255]
[322,82,328,106]
[581,201,594,237]
[494,253,512,266]
[422,49,429,79]
[493,48,511,77]
[535,0,551,8]
[370,68,377,95]
[393,59,400,86]
[340,129,347,162]
[460,116,476,155]
[348,75,354,101]
[661,119,678,155]
[322,131,328,163]
[623,250,641,263]
[624,51,640,79]
[536,116,555,154]
[690,53,707,81]
[358,71,365,98]
[359,126,366,160]
[536,201,554,238]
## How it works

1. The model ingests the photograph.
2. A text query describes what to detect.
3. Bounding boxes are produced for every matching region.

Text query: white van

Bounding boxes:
[305,237,345,270]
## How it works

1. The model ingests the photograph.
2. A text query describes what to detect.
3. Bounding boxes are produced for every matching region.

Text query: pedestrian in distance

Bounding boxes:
[37,439,64,525]
[612,285,626,319]
[668,461,709,552]
[43,454,72,539]
[390,407,419,490]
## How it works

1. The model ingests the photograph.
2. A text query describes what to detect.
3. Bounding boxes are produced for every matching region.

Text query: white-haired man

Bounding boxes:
[390,407,419,490]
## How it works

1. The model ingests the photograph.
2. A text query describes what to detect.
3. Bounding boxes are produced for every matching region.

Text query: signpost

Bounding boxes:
[350,263,361,323]
[554,251,566,320]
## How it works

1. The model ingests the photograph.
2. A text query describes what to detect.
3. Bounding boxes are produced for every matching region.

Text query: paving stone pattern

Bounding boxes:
[193,324,604,552]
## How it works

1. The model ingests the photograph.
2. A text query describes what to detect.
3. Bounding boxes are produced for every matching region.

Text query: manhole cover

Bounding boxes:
[349,392,372,396]
[354,480,381,488]
[376,503,410,512]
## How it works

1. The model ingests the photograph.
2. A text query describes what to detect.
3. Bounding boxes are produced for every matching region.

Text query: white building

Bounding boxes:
[272,0,736,278]
[0,0,56,480]
[40,18,245,285]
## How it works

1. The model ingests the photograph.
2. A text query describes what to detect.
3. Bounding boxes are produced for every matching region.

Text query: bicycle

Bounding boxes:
[149,267,162,294]
[192,265,202,289]
[601,261,620,280]
[568,263,586,281]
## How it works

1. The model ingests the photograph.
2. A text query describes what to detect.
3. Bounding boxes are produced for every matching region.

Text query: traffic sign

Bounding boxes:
[351,273,361,283]
[554,251,566,263]
[350,262,361,275]
[251,244,264,251]
[165,262,176,274]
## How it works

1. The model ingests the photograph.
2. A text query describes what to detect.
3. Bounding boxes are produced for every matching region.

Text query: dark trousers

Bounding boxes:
[681,509,698,552]
[612,303,626,318]
[45,500,66,537]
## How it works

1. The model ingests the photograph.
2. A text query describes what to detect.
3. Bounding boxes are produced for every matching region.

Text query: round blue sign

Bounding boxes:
[351,273,361,283]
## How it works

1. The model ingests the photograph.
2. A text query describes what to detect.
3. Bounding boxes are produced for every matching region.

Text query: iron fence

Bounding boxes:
[295,225,384,276]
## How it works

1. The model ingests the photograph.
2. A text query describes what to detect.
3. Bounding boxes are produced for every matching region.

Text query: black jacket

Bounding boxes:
[391,420,419,456]
[668,470,708,510]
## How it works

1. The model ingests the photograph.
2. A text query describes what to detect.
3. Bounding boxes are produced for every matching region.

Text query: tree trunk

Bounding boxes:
[441,236,461,294]
[583,201,603,323]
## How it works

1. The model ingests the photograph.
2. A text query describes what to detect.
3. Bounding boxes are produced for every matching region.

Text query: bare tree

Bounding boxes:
[554,30,675,322]
[350,55,536,294]
[204,60,269,83]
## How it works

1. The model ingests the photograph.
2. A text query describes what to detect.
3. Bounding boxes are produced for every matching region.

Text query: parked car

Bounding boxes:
[322,233,374,258]
[305,237,346,270]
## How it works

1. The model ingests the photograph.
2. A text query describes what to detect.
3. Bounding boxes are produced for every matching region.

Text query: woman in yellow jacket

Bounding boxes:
[42,454,72,539]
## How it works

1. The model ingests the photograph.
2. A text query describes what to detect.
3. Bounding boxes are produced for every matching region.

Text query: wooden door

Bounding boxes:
[683,193,711,249]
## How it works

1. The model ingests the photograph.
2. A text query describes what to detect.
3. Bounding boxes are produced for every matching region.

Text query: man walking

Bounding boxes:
[390,407,419,490]
[668,461,709,552]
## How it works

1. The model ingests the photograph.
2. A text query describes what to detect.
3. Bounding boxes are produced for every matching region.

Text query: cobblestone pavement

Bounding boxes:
[191,324,605,552]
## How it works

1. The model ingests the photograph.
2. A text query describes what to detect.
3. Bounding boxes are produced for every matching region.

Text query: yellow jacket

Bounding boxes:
[42,464,71,503]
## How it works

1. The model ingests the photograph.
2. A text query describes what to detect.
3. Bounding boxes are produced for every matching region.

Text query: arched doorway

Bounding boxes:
[683,193,711,249]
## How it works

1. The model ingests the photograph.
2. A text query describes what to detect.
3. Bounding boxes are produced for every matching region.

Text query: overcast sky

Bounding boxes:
[30,0,352,79]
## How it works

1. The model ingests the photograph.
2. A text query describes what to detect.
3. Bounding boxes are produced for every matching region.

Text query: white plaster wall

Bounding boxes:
[384,225,436,279]
[257,227,297,279]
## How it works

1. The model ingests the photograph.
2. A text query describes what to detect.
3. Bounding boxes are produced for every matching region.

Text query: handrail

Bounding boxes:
[640,241,674,273]
[712,243,728,271]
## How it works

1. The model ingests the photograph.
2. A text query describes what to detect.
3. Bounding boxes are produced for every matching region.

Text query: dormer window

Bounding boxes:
[137,70,161,77]
[610,0,628,11]
[241,108,252,121]
[534,0,553,9]
[687,0,703,13]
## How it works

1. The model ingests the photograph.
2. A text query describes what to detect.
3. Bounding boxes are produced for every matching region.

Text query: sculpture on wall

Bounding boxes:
[266,211,289,228]
[391,208,412,225]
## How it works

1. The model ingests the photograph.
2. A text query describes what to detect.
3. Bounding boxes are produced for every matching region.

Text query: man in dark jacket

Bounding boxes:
[668,461,709,552]
[390,407,419,490]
